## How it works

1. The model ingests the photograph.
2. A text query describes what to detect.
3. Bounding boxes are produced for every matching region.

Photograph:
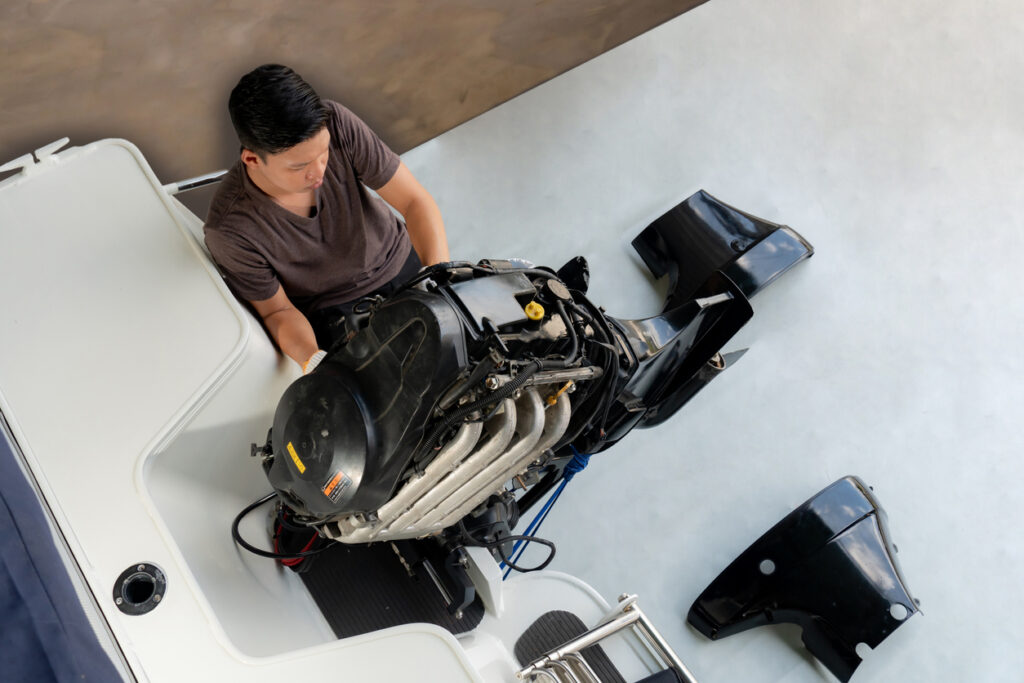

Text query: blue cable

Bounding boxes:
[501,446,591,579]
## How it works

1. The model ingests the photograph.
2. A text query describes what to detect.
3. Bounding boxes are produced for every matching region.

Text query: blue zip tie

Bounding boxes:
[564,445,591,481]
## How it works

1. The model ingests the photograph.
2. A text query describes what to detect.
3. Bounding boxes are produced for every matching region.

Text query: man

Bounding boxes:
[204,64,449,373]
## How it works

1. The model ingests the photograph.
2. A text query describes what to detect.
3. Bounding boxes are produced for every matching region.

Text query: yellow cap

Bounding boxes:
[524,301,545,321]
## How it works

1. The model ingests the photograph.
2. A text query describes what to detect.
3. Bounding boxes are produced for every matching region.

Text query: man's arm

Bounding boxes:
[376,162,450,265]
[251,285,321,369]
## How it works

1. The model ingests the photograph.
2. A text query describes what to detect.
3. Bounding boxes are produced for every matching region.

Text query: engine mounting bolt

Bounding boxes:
[485,376,500,390]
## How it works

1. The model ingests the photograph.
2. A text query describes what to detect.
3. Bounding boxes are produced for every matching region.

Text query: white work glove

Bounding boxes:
[302,350,327,375]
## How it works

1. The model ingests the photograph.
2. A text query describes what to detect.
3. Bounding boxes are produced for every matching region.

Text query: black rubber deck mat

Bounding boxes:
[299,542,484,639]
[514,610,625,683]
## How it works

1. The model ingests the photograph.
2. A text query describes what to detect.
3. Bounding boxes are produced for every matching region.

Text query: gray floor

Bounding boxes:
[403,0,1024,681]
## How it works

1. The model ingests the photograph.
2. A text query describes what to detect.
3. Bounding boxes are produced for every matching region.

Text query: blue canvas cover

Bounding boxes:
[0,422,125,682]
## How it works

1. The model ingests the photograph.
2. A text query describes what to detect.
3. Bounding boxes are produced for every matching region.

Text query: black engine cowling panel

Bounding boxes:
[267,292,468,516]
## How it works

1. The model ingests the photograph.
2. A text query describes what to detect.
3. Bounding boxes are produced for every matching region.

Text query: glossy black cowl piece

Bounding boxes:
[581,190,813,452]
[687,476,919,682]
[632,190,814,309]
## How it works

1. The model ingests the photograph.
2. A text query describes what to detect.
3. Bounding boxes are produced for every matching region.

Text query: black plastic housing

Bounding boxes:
[267,292,467,517]
[575,190,813,453]
[631,190,814,307]
[687,476,919,682]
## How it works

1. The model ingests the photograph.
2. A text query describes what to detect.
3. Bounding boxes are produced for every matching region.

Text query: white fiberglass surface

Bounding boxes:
[142,334,338,657]
[140,210,481,678]
[400,0,1024,680]
[0,141,244,502]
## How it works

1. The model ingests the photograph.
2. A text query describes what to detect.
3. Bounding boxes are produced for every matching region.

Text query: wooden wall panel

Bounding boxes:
[1,0,706,212]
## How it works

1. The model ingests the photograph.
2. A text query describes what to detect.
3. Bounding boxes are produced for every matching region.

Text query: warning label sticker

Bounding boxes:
[286,441,306,474]
[322,470,352,503]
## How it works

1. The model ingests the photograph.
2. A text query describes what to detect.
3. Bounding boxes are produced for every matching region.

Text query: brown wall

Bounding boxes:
[2,1,705,213]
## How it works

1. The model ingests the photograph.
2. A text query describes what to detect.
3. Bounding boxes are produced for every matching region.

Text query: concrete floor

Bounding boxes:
[401,0,1024,680]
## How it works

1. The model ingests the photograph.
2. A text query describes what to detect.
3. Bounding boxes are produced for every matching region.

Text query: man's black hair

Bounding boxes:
[228,64,330,158]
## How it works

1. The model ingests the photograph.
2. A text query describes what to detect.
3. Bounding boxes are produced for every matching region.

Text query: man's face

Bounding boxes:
[242,126,330,196]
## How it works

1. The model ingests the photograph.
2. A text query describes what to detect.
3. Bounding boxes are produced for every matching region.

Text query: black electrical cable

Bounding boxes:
[478,397,506,423]
[593,317,633,436]
[540,300,578,369]
[487,534,557,574]
[579,298,626,424]
[456,520,557,574]
[437,355,498,412]
[391,261,566,300]
[231,492,333,561]
[390,260,506,296]
[553,293,624,450]
[413,359,543,466]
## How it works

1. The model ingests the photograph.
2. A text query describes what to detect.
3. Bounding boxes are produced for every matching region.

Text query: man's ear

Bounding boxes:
[240,148,262,169]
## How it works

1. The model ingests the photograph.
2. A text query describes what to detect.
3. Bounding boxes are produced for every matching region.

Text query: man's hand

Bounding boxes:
[251,286,320,367]
[377,162,450,265]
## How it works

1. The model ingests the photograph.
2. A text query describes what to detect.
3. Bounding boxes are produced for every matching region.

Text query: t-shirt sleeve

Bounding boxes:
[326,100,401,190]
[204,227,281,302]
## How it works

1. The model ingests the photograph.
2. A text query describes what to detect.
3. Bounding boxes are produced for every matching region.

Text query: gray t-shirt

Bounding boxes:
[203,100,412,315]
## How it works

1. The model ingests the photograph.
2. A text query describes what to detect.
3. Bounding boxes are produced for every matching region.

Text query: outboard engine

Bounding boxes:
[252,191,813,556]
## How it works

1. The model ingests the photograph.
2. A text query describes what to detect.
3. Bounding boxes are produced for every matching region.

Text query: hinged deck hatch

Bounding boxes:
[0,139,246,491]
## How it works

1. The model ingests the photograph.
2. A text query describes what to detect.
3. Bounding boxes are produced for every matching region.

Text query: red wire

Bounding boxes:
[275,518,319,567]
